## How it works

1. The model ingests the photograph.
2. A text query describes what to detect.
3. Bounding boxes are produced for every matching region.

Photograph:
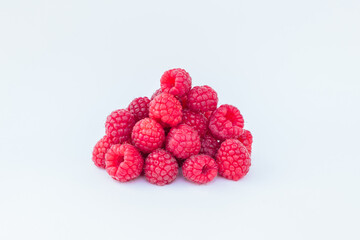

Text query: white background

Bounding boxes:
[1,0,359,239]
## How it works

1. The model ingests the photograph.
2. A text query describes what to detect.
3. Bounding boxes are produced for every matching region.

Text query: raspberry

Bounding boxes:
[105,144,143,182]
[238,129,253,155]
[200,132,221,158]
[92,135,114,168]
[208,104,244,140]
[144,149,178,186]
[127,97,150,121]
[166,124,201,159]
[204,111,213,121]
[149,93,182,127]
[181,109,207,137]
[216,139,251,181]
[151,88,162,100]
[187,85,218,112]
[131,118,165,153]
[160,68,192,97]
[105,109,136,144]
[182,154,218,184]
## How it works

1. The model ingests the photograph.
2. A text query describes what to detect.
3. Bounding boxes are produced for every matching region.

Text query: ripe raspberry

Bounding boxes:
[187,85,218,112]
[151,88,163,100]
[92,135,114,168]
[149,93,182,127]
[166,124,200,159]
[127,97,150,121]
[216,139,251,181]
[131,118,165,153]
[204,111,213,121]
[238,129,253,155]
[160,68,192,97]
[105,109,136,144]
[208,104,244,140]
[200,132,222,158]
[181,109,207,137]
[105,144,143,182]
[144,149,178,186]
[182,154,218,184]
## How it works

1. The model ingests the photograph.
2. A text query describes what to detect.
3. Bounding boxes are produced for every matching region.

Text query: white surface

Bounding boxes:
[1,1,359,239]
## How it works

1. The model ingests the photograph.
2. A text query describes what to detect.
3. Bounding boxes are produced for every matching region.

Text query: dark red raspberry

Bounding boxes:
[216,139,251,181]
[105,109,136,144]
[181,109,207,137]
[166,124,200,159]
[131,118,165,153]
[238,129,253,155]
[144,149,178,186]
[182,154,218,184]
[208,104,244,140]
[92,135,114,168]
[127,97,150,121]
[160,68,192,97]
[151,88,163,100]
[149,93,182,127]
[105,143,143,182]
[200,132,222,158]
[187,85,218,112]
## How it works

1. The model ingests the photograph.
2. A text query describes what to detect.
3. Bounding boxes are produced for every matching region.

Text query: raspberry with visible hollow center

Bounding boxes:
[105,144,143,182]
[187,85,218,112]
[166,124,201,159]
[149,93,182,127]
[182,154,218,184]
[208,104,244,140]
[131,118,165,153]
[216,139,251,181]
[160,68,192,97]
[144,149,178,186]
[105,109,136,144]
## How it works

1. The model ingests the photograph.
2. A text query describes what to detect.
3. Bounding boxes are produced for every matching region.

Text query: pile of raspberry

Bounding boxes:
[92,68,253,185]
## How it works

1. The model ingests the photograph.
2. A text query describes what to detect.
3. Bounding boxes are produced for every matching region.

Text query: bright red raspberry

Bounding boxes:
[166,124,200,159]
[92,135,115,168]
[149,93,182,127]
[105,144,143,182]
[160,68,192,97]
[216,139,251,181]
[187,85,218,112]
[238,129,253,155]
[208,104,244,140]
[200,132,222,158]
[105,109,136,144]
[144,149,178,186]
[181,109,207,137]
[182,154,218,184]
[127,97,150,121]
[151,88,162,100]
[131,118,165,153]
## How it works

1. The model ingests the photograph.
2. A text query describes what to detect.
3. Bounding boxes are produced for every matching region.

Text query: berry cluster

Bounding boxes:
[92,68,253,185]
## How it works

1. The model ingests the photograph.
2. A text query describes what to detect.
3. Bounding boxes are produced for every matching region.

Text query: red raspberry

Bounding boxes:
[160,68,192,97]
[204,111,213,121]
[149,93,182,127]
[105,109,136,144]
[92,135,114,168]
[181,109,207,137]
[166,124,200,159]
[131,118,165,153]
[127,97,150,121]
[144,149,178,186]
[200,132,222,158]
[187,85,218,112]
[208,104,244,140]
[182,154,218,184]
[216,139,251,181]
[151,88,162,100]
[238,129,253,155]
[105,144,143,182]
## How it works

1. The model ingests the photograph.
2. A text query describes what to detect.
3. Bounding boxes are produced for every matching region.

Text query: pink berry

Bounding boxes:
[181,109,207,137]
[127,97,150,121]
[105,109,136,144]
[131,118,165,153]
[238,129,253,155]
[187,85,218,112]
[160,68,192,97]
[149,93,182,127]
[182,154,218,184]
[92,135,115,168]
